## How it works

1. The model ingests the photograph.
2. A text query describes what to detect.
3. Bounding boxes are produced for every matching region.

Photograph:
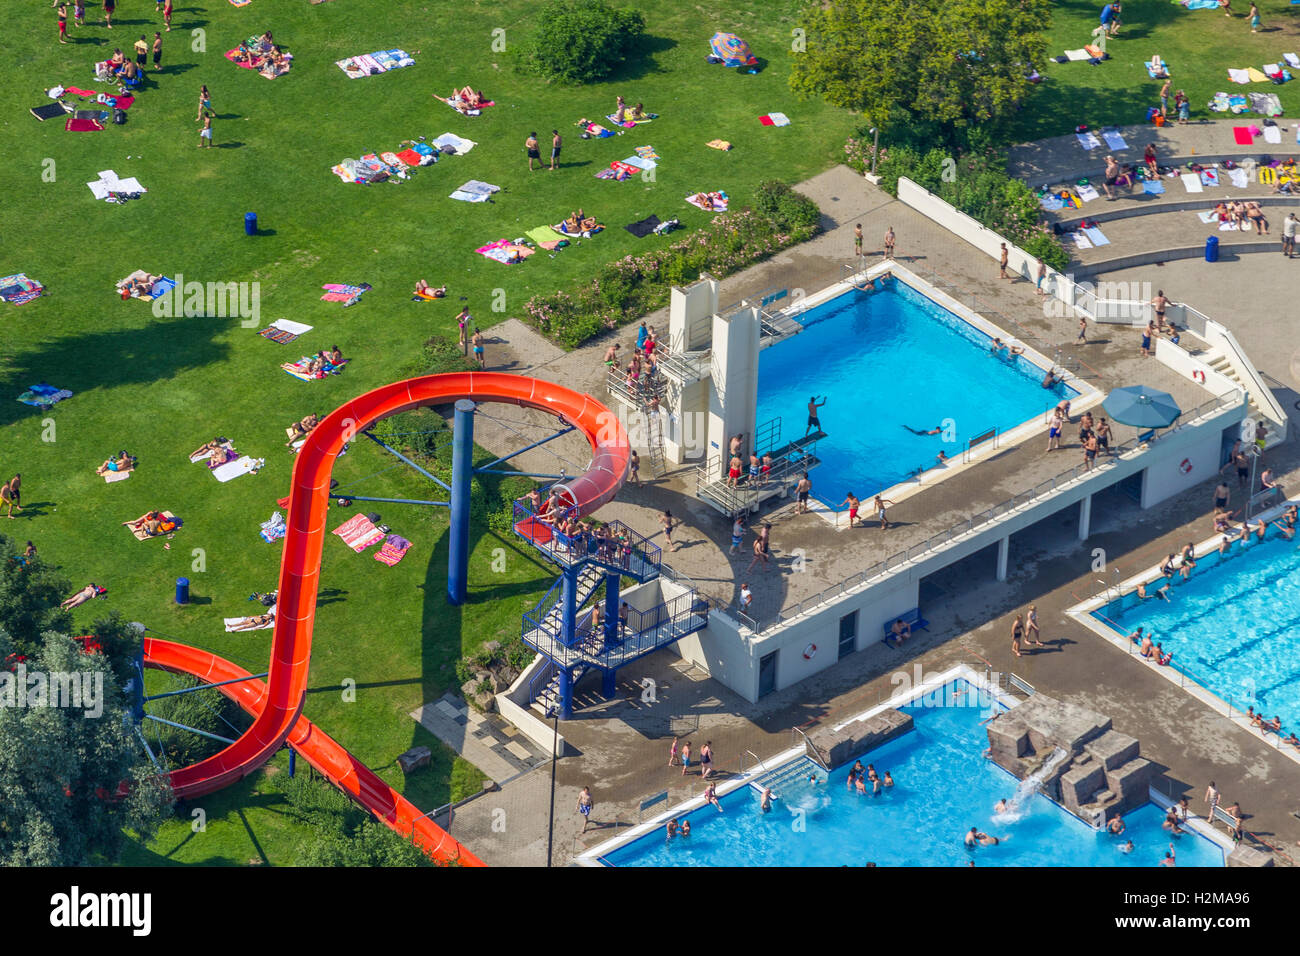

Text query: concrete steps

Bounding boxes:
[1205,351,1285,448]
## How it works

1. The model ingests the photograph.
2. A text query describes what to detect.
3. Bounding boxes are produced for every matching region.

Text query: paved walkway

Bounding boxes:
[410,693,547,785]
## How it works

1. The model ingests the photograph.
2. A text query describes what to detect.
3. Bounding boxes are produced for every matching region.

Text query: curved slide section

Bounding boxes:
[142,373,630,865]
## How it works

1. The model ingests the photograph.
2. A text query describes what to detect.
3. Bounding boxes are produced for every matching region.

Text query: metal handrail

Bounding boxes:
[522,591,708,669]
[776,389,1245,621]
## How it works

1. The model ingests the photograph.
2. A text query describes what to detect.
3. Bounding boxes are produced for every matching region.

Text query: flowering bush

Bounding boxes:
[521,191,821,349]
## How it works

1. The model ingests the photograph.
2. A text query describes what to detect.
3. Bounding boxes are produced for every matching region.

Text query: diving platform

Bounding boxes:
[696,430,826,517]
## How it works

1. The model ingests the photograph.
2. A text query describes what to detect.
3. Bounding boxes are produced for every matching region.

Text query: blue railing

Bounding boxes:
[512,501,662,579]
[522,591,708,669]
[522,575,566,643]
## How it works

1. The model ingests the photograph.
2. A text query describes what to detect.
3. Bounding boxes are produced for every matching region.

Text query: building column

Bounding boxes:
[1078,493,1092,541]
[603,571,620,648]
[996,535,1010,582]
[601,668,618,700]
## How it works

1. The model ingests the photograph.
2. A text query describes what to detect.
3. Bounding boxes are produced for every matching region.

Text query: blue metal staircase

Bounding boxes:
[512,501,709,718]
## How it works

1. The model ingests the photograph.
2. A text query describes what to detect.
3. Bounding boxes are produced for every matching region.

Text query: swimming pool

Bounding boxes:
[1090,524,1300,733]
[756,277,1080,503]
[599,678,1224,867]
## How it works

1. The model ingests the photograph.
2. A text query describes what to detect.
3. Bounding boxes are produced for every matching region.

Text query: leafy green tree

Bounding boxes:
[0,629,172,865]
[522,0,646,84]
[789,0,1050,145]
[0,533,72,659]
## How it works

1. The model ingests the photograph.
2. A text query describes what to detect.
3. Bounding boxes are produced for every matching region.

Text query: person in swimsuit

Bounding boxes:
[627,449,640,487]
[761,453,772,483]
[853,223,863,256]
[841,493,861,528]
[1025,605,1044,646]
[152,32,163,70]
[883,226,895,261]
[550,130,561,171]
[1095,417,1112,455]
[60,584,99,609]
[700,741,714,779]
[1222,447,1250,488]
[1179,543,1197,578]
[704,782,723,812]
[1103,155,1120,199]
[230,612,275,631]
[1140,320,1154,357]
[796,473,811,514]
[905,424,943,435]
[748,454,761,486]
[888,619,910,647]
[1047,408,1063,452]
[1150,290,1169,331]
[659,509,678,551]
[680,740,691,774]
[471,328,485,368]
[1083,432,1099,470]
[1011,614,1024,657]
[525,132,540,171]
[1,475,22,518]
[728,516,745,555]
[998,242,1009,278]
[666,818,678,839]
[726,454,742,488]
[103,0,115,28]
[805,396,826,436]
[577,786,593,832]
[873,495,894,530]
[96,452,135,475]
[58,3,69,43]
[745,534,770,574]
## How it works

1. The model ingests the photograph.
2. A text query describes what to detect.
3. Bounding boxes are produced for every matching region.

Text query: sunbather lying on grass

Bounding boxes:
[564,209,598,233]
[127,510,173,536]
[285,413,320,445]
[450,86,486,111]
[412,280,446,300]
[122,273,160,297]
[96,451,136,475]
[191,437,229,460]
[688,191,726,209]
[61,584,102,609]
[230,612,274,631]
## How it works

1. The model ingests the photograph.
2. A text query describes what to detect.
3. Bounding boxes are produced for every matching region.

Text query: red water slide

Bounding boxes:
[142,373,630,865]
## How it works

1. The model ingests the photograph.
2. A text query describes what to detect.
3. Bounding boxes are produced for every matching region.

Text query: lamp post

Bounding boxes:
[545,707,559,867]
[869,127,880,176]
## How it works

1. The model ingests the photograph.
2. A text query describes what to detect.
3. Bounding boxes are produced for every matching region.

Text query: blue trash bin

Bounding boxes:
[1205,234,1219,262]
[244,212,258,236]
[175,577,190,605]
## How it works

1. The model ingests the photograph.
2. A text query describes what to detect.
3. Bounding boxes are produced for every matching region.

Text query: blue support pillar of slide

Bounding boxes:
[601,668,617,701]
[448,400,476,605]
[560,567,578,648]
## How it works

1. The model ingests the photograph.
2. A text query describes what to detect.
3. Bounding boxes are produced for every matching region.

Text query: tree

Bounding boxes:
[0,533,72,659]
[273,770,435,866]
[522,0,646,84]
[789,0,1050,145]
[0,629,172,865]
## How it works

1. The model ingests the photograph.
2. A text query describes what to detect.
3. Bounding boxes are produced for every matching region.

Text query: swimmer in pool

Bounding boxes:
[994,799,1009,814]
[905,424,943,435]
[760,787,776,812]
[1119,840,1134,854]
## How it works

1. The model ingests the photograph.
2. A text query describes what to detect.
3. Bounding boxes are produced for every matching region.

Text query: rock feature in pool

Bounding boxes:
[804,709,913,769]
[985,694,1156,828]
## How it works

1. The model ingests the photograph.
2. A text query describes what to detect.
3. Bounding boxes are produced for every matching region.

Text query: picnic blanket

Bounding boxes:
[225,614,274,632]
[212,455,260,482]
[431,132,476,154]
[525,225,568,250]
[0,275,45,306]
[685,191,729,211]
[224,48,293,77]
[259,318,312,343]
[706,139,732,150]
[1102,128,1128,150]
[450,180,500,202]
[759,112,790,127]
[123,511,179,541]
[375,535,412,566]
[333,513,385,552]
[625,215,662,237]
[1076,131,1102,150]
[476,239,534,263]
[17,383,70,407]
[336,50,414,78]
[283,356,349,380]
[1181,172,1204,193]
[320,282,370,304]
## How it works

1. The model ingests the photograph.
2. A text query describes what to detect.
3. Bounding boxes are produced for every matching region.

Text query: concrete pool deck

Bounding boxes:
[446,164,1300,865]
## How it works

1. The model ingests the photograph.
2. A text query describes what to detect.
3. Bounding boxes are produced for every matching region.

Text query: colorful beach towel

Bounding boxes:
[476,239,534,263]
[333,514,385,552]
[375,535,412,566]
[65,117,104,132]
[336,50,415,78]
[320,282,370,304]
[0,274,44,306]
[258,319,312,343]
[758,112,790,127]
[283,356,349,380]
[1200,168,1220,187]
[17,383,70,407]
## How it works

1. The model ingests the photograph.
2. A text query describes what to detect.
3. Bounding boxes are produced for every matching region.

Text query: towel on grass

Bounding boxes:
[66,117,104,132]
[1102,129,1128,150]
[16,383,70,406]
[320,282,370,304]
[1247,92,1283,116]
[525,225,568,248]
[1264,125,1282,144]
[1082,226,1110,246]
[1064,49,1090,61]
[336,50,414,78]
[606,112,656,127]
[31,102,70,121]
[1076,183,1100,202]
[333,513,385,552]
[0,275,45,306]
[88,170,146,201]
[212,455,259,482]
[759,112,790,127]
[375,535,412,566]
[1228,68,1251,84]
[224,615,274,632]
[1247,67,1269,83]
[1285,53,1300,69]
[260,512,286,542]
[1142,179,1166,195]
[620,155,656,171]
[258,318,312,343]
[625,214,662,237]
[1076,131,1102,150]
[103,469,131,483]
[476,239,534,263]
[1181,172,1204,193]
[431,132,476,154]
[123,511,178,541]
[449,179,500,203]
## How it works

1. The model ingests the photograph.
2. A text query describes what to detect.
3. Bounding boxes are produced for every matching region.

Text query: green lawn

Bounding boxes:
[2,0,859,864]
[1005,0,1300,143]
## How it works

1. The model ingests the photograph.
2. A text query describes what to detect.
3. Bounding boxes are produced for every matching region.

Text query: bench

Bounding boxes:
[882,608,930,647]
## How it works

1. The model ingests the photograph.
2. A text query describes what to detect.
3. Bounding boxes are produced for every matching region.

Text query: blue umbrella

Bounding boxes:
[1102,386,1181,429]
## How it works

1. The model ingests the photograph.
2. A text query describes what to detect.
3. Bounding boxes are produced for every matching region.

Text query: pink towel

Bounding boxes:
[375,542,410,566]
[333,514,384,551]
[1232,127,1254,145]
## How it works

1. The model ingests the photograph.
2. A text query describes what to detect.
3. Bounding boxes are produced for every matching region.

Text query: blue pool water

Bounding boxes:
[1093,526,1300,731]
[605,682,1223,867]
[756,280,1077,502]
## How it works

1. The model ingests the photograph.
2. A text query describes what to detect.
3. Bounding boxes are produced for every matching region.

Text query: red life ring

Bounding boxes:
[803,643,817,660]
[1190,369,1206,384]
[1179,458,1193,475]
